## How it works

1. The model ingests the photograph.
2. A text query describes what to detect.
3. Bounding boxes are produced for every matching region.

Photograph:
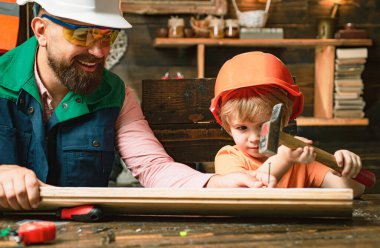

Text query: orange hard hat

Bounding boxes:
[210,51,304,125]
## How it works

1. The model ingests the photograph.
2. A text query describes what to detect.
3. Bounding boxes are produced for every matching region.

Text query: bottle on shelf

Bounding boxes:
[224,19,240,38]
[209,18,225,39]
[168,17,184,38]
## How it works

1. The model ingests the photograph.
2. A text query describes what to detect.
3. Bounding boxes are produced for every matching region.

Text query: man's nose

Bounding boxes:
[87,40,109,58]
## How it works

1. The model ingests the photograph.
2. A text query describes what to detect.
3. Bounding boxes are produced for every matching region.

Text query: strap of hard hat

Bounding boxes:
[33,3,40,16]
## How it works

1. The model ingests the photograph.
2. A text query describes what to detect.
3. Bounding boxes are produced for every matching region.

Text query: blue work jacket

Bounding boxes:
[0,37,125,186]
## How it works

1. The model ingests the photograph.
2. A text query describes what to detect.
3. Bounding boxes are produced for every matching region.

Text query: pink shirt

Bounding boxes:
[34,64,213,188]
[115,87,213,187]
[34,61,54,122]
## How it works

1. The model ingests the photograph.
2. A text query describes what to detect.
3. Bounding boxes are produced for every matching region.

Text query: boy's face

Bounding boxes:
[229,113,269,159]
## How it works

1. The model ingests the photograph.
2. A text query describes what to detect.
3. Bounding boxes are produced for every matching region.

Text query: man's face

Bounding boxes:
[44,17,112,95]
[46,44,106,95]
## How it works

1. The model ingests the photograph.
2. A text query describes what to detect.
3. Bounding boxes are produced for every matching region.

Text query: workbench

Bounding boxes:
[1,194,379,247]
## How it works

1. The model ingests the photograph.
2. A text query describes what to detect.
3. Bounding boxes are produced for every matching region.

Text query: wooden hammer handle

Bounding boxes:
[279,132,376,187]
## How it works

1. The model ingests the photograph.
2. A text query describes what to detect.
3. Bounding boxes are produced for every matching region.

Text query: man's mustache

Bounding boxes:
[74,54,104,64]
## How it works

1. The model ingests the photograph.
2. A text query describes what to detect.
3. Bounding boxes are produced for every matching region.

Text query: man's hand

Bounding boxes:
[205,171,277,188]
[0,165,47,210]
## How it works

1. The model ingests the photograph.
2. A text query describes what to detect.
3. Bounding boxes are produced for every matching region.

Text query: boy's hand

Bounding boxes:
[247,170,277,188]
[277,136,316,165]
[334,150,362,178]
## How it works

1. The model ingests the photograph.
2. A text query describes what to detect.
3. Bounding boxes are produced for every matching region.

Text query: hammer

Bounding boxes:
[259,103,376,187]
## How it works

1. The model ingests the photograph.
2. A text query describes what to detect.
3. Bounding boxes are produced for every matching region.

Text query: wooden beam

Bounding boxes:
[297,117,369,126]
[1,187,354,218]
[197,44,205,78]
[314,45,335,118]
[120,0,227,15]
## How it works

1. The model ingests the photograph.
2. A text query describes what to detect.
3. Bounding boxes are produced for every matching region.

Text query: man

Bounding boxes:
[0,0,275,210]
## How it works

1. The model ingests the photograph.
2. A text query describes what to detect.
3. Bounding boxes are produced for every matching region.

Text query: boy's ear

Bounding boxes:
[223,126,232,136]
[31,17,48,47]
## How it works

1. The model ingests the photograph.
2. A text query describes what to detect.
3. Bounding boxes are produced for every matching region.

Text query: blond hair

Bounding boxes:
[219,86,293,134]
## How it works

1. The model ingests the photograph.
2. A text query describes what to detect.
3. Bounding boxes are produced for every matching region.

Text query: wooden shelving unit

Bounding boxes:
[153,38,372,126]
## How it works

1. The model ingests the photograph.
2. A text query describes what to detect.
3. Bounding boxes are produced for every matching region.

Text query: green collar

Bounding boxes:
[0,36,40,102]
[0,37,125,122]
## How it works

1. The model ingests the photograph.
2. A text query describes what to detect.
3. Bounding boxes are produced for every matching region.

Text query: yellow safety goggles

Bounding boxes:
[41,14,120,47]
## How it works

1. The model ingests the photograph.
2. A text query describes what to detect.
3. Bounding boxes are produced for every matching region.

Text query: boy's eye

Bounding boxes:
[236,126,247,130]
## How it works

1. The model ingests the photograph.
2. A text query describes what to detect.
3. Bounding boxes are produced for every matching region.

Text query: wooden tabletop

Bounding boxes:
[1,194,379,247]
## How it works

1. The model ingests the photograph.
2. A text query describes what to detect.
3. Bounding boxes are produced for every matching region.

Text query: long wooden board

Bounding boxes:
[8,187,353,218]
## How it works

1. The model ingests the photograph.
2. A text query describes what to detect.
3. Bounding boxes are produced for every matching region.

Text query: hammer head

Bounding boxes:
[259,103,284,156]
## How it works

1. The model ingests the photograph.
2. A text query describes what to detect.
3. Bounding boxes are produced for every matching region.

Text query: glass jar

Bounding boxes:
[168,17,184,38]
[224,19,240,38]
[209,18,224,39]
[190,17,210,38]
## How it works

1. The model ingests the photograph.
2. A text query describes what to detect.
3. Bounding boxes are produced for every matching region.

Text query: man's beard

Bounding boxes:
[47,49,104,95]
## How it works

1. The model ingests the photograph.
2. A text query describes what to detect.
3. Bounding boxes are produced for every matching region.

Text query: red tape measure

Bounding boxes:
[18,221,56,244]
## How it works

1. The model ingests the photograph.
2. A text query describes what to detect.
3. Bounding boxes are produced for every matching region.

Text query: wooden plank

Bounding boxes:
[197,44,205,78]
[287,63,314,116]
[154,38,373,48]
[142,79,216,124]
[120,0,227,15]
[314,45,335,118]
[3,187,353,218]
[151,124,233,163]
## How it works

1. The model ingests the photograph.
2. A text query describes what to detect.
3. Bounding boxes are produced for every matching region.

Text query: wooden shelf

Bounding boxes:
[154,38,372,48]
[153,38,372,126]
[297,117,369,126]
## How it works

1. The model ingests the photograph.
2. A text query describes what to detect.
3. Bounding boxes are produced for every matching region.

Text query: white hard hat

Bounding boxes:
[17,0,132,29]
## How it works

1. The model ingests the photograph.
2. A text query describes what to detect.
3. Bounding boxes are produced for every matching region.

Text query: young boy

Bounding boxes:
[210,51,365,197]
